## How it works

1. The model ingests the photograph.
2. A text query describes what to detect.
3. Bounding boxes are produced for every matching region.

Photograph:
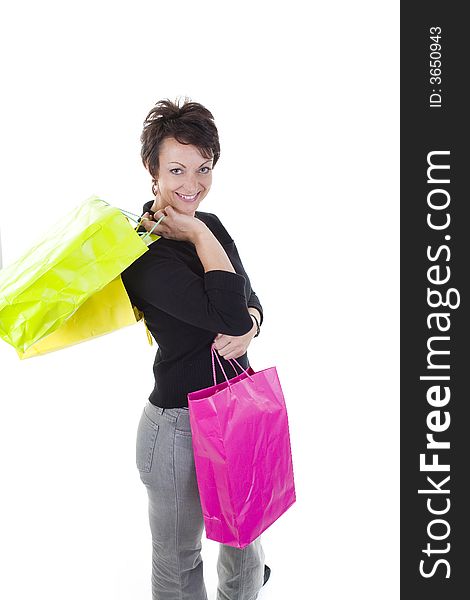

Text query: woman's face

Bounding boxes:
[152,137,213,216]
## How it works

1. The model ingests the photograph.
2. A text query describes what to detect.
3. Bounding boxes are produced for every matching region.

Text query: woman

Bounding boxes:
[121,98,270,600]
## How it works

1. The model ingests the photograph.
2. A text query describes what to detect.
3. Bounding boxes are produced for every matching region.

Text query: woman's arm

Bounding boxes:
[213,306,261,361]
[248,307,261,323]
[192,226,236,274]
[212,241,263,360]
[124,208,254,336]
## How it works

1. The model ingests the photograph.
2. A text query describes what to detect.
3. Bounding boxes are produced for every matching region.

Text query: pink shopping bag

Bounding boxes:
[187,345,296,548]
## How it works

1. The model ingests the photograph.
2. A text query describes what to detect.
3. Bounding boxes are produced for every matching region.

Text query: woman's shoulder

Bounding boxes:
[195,211,234,245]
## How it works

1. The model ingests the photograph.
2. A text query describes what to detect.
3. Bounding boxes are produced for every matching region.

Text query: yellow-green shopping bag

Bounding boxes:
[17,275,151,359]
[0,196,158,355]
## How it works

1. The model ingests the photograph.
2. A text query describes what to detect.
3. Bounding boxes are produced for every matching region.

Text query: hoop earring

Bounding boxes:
[151,180,159,197]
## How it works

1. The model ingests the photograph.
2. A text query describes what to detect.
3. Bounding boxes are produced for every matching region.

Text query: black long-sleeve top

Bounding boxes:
[121,201,263,408]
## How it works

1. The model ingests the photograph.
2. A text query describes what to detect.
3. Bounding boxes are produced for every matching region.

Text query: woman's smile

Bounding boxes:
[175,191,201,202]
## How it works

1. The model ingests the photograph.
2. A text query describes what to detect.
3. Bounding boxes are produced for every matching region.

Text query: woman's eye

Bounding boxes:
[170,167,211,175]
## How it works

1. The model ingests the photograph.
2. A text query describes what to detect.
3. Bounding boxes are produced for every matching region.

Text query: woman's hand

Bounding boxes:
[213,320,257,361]
[141,205,206,243]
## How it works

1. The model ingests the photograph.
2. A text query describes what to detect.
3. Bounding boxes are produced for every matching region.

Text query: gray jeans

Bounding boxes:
[136,401,266,600]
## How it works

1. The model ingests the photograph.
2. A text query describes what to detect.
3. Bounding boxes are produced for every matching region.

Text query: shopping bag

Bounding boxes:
[0,196,156,354]
[187,345,296,549]
[17,275,143,358]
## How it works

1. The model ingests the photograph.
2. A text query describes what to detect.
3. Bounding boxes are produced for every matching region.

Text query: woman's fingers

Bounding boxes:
[143,206,201,242]
[140,214,154,231]
[217,342,245,358]
[141,210,168,234]
[221,349,245,361]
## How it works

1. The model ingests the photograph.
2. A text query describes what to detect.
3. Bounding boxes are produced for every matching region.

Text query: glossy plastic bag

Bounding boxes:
[0,196,154,354]
[17,275,143,358]
[187,346,296,548]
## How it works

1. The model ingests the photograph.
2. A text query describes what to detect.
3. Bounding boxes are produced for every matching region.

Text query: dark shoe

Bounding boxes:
[263,564,271,587]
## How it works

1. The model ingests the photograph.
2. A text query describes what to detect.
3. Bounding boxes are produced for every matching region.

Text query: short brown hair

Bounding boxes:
[140,97,221,180]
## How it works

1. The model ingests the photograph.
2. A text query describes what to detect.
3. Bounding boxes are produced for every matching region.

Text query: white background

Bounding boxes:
[0,1,399,599]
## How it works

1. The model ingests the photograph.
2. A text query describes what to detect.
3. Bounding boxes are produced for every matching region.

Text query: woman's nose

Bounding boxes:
[182,174,199,192]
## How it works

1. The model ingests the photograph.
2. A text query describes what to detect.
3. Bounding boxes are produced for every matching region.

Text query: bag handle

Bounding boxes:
[211,343,255,386]
[140,213,166,243]
[112,206,162,246]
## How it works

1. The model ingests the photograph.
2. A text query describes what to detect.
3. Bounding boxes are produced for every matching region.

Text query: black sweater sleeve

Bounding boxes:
[204,213,264,326]
[229,241,263,326]
[121,244,254,336]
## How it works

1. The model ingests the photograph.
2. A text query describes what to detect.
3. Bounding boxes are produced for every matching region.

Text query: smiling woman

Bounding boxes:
[120,97,268,600]
[150,137,213,215]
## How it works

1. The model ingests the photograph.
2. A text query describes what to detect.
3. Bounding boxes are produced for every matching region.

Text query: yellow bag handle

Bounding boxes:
[133,307,154,346]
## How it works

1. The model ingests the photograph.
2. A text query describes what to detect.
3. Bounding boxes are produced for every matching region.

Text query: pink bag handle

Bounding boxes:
[211,343,255,386]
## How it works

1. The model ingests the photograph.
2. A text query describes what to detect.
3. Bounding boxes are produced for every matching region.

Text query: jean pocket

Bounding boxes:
[136,411,159,473]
